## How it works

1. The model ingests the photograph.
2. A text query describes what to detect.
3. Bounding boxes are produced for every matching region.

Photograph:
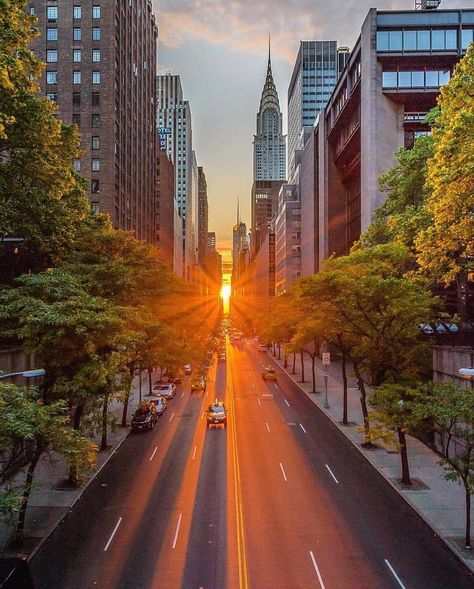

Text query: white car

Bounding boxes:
[258,344,268,352]
[146,395,167,415]
[152,383,176,399]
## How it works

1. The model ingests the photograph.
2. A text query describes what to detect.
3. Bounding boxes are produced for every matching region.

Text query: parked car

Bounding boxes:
[131,402,158,432]
[191,376,206,392]
[152,383,176,398]
[173,376,183,384]
[184,364,192,375]
[206,401,227,428]
[218,352,226,362]
[147,395,167,415]
[262,367,277,381]
[258,344,268,352]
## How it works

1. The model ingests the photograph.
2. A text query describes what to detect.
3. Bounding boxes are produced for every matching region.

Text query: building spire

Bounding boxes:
[268,33,271,65]
[237,196,240,225]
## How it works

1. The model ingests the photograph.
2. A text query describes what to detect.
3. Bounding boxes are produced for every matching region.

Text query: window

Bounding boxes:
[73,159,81,172]
[417,30,430,50]
[46,70,57,84]
[47,6,58,21]
[91,114,100,127]
[73,70,81,84]
[445,29,457,50]
[432,29,445,50]
[73,5,81,19]
[92,5,101,19]
[46,50,57,62]
[47,28,58,41]
[412,71,424,87]
[73,27,81,41]
[382,71,397,88]
[29,6,35,16]
[91,179,100,193]
[46,92,57,102]
[389,31,402,51]
[426,70,439,86]
[72,113,81,127]
[73,92,81,107]
[462,29,474,50]
[92,27,101,41]
[92,71,100,84]
[403,30,417,50]
[92,136,100,150]
[91,92,100,106]
[92,159,100,172]
[91,202,100,213]
[92,49,101,62]
[73,49,81,62]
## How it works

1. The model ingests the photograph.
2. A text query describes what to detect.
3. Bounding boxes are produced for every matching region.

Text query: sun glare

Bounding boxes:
[221,284,231,302]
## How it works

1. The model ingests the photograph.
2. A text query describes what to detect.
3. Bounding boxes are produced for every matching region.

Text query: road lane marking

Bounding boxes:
[192,445,197,460]
[252,383,255,389]
[104,517,122,552]
[169,412,175,423]
[181,391,185,398]
[273,383,278,389]
[257,397,262,406]
[384,559,406,589]
[284,399,290,407]
[325,464,339,484]
[299,423,307,434]
[279,462,288,482]
[201,411,204,420]
[265,422,271,432]
[172,512,182,549]
[309,551,326,589]
[149,447,158,461]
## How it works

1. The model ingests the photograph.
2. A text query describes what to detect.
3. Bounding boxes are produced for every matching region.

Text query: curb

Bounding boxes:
[265,351,474,577]
[27,427,130,563]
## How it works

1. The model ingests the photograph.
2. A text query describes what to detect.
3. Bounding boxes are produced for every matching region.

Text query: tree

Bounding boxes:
[0,382,95,547]
[417,383,474,549]
[416,44,474,317]
[0,0,89,269]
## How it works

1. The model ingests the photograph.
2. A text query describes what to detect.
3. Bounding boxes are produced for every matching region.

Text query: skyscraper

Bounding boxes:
[30,1,158,243]
[253,42,286,182]
[287,41,339,180]
[197,166,209,267]
[157,74,194,277]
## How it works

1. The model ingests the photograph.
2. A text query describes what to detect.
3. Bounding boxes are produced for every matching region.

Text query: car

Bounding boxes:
[262,367,277,381]
[191,376,206,392]
[131,402,158,432]
[173,376,183,384]
[218,352,226,362]
[258,344,268,352]
[206,401,227,428]
[146,395,167,415]
[152,383,176,398]
[184,364,192,375]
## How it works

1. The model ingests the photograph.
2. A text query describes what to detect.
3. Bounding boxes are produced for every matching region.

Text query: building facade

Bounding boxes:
[30,0,158,243]
[157,74,194,277]
[274,184,301,294]
[287,41,338,181]
[197,167,208,267]
[156,148,176,270]
[251,179,284,257]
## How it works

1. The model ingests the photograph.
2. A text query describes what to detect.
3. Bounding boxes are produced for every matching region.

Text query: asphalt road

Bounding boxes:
[30,339,473,589]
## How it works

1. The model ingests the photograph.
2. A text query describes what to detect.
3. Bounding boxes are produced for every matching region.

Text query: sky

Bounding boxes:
[153,0,466,249]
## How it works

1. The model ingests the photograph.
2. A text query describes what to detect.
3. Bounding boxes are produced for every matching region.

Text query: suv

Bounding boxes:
[131,402,158,432]
[262,367,277,381]
[191,376,206,392]
[206,401,227,428]
[152,383,176,398]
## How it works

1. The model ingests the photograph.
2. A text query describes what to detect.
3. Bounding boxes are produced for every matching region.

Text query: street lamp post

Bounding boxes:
[0,369,46,380]
[459,368,474,378]
[322,351,331,409]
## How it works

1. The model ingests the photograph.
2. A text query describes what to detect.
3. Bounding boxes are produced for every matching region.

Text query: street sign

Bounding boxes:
[322,353,331,365]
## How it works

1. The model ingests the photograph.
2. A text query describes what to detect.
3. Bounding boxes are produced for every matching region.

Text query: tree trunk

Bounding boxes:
[121,392,129,427]
[341,351,348,425]
[100,391,109,451]
[160,366,163,382]
[353,361,371,446]
[465,482,471,550]
[300,351,306,383]
[284,353,288,369]
[397,427,411,485]
[291,352,296,374]
[311,355,316,394]
[277,343,281,360]
[68,403,84,486]
[14,447,42,548]
[148,367,153,395]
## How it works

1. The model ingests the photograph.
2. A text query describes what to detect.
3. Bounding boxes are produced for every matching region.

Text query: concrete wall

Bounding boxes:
[433,345,474,388]
[300,131,317,276]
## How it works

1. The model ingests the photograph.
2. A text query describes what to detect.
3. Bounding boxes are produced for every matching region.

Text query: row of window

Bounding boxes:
[46,27,101,41]
[377,28,473,52]
[46,50,100,71]
[382,69,450,89]
[45,67,101,85]
[70,114,101,127]
[74,159,100,172]
[38,5,101,20]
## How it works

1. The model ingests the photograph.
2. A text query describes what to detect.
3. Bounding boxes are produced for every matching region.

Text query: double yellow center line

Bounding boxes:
[229,347,250,589]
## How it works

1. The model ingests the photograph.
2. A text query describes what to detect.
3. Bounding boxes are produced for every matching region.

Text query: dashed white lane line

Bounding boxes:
[384,559,406,589]
[273,383,279,389]
[325,464,339,484]
[192,445,197,460]
[309,551,326,589]
[169,412,175,423]
[265,422,271,432]
[149,446,158,461]
[279,462,288,482]
[104,517,122,552]
[172,512,183,549]
[284,399,290,407]
[257,397,262,406]
[299,423,307,434]
[181,391,185,398]
[201,411,204,420]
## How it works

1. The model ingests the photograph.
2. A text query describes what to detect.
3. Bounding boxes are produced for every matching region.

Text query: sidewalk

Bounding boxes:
[0,370,150,557]
[265,348,474,574]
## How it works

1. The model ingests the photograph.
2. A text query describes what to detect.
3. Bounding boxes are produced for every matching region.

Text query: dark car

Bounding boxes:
[131,402,158,432]
[262,367,277,381]
[184,364,192,375]
[206,401,227,428]
[191,376,206,392]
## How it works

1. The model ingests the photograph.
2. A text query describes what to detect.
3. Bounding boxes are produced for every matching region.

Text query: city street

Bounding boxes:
[30,340,473,589]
